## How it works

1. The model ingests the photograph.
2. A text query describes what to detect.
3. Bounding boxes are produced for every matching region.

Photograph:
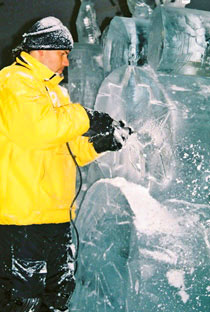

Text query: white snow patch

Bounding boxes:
[166,269,189,303]
[106,177,181,235]
[135,279,140,294]
[140,248,178,265]
[170,85,191,92]
[178,289,190,304]
[167,270,185,288]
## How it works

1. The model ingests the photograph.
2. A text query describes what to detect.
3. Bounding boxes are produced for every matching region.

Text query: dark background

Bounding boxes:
[0,0,210,69]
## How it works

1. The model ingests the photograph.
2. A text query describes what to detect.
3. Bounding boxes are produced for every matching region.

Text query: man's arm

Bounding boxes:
[68,136,99,167]
[0,72,90,149]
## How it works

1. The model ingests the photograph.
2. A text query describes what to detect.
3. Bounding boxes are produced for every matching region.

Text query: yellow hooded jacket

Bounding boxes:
[0,52,98,225]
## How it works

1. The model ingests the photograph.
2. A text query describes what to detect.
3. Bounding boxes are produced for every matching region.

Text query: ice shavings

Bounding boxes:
[107,177,181,235]
[139,247,178,264]
[166,269,190,303]
[169,84,191,92]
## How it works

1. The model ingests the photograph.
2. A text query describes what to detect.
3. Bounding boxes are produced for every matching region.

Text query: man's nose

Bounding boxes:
[63,56,69,67]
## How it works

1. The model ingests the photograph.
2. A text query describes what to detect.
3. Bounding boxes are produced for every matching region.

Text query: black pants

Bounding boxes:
[0,222,76,312]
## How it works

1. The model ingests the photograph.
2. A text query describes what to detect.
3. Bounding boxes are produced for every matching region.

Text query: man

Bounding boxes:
[0,17,130,311]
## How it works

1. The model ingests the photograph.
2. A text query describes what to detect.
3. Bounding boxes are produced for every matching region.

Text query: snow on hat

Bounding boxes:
[22,16,74,51]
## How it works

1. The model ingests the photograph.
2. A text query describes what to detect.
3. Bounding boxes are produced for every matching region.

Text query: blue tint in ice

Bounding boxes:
[76,0,101,44]
[70,178,209,311]
[68,43,104,109]
[68,0,103,109]
[68,2,210,311]
[127,0,154,17]
[94,65,175,190]
[103,16,150,75]
[155,0,191,7]
[148,6,210,76]
[93,65,210,204]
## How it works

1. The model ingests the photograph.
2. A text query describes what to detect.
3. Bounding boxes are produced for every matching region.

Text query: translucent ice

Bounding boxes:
[92,64,210,205]
[148,6,210,76]
[155,0,191,7]
[76,0,101,44]
[68,3,210,312]
[103,17,150,75]
[68,43,104,109]
[70,178,209,311]
[126,0,154,17]
[93,65,175,189]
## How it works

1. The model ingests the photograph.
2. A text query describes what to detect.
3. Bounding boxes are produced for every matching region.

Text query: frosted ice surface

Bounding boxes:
[70,178,209,311]
[126,0,154,17]
[92,65,175,189]
[76,0,101,44]
[68,43,104,109]
[69,3,210,312]
[155,0,191,7]
[156,73,210,204]
[103,16,150,76]
[68,0,103,109]
[90,64,210,205]
[148,6,210,76]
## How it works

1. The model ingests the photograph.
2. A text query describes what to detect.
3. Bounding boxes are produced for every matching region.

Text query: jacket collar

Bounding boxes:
[16,51,63,86]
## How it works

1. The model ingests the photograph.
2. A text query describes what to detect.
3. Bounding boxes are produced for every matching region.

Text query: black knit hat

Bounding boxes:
[21,16,74,51]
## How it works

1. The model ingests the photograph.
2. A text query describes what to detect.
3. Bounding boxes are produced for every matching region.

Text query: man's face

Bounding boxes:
[40,50,70,74]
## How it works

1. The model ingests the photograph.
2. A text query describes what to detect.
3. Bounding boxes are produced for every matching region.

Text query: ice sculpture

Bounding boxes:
[70,178,209,311]
[92,64,210,204]
[93,64,175,190]
[68,2,210,312]
[68,0,104,109]
[148,5,210,75]
[155,0,191,7]
[68,43,103,109]
[76,0,101,44]
[127,0,154,17]
[103,16,150,76]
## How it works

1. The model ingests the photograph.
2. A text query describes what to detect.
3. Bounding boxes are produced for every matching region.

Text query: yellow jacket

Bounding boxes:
[0,52,98,225]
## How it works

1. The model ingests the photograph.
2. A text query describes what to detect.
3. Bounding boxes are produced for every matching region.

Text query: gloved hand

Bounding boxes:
[89,119,133,153]
[84,108,114,136]
[84,108,133,153]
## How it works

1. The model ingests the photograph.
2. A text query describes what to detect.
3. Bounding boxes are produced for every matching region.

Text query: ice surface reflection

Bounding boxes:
[68,1,210,311]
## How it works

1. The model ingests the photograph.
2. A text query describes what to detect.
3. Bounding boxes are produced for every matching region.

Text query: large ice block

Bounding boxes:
[69,177,209,311]
[103,17,150,75]
[154,72,210,204]
[68,43,104,109]
[148,6,210,76]
[92,64,210,205]
[93,64,175,189]
[76,0,101,44]
[68,2,210,311]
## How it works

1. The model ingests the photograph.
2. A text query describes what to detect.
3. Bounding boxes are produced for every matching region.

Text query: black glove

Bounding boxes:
[84,108,133,153]
[84,108,114,136]
[89,120,133,153]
